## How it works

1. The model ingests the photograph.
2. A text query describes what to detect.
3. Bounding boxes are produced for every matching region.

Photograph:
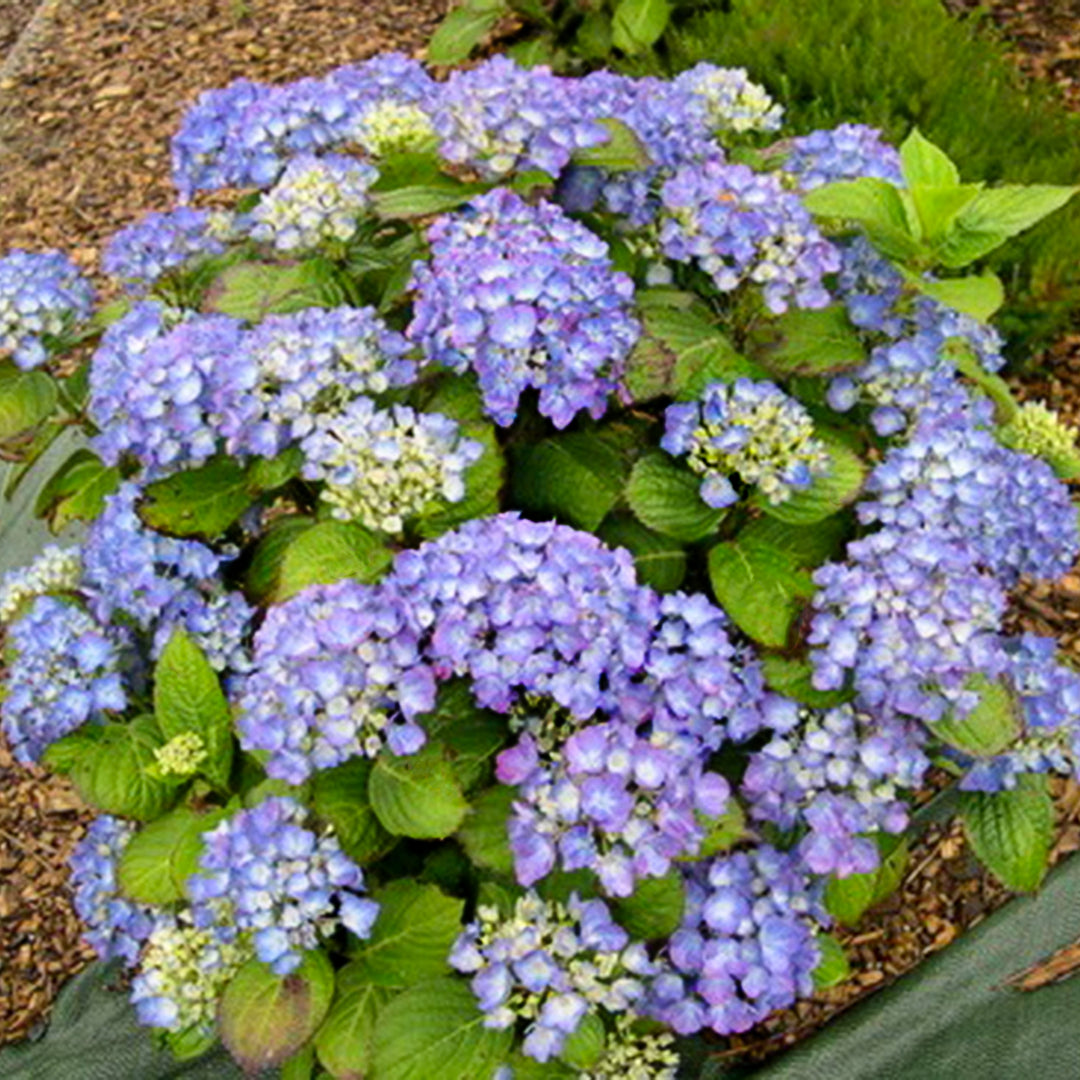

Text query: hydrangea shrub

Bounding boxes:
[0,50,1078,1080]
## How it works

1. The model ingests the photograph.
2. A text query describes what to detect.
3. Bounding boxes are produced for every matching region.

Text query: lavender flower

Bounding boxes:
[0,249,94,368]
[2,597,128,763]
[784,125,903,189]
[68,816,159,966]
[659,160,839,313]
[662,379,830,508]
[187,797,380,975]
[647,848,825,1035]
[673,64,783,137]
[0,544,81,624]
[449,891,657,1062]
[409,189,639,428]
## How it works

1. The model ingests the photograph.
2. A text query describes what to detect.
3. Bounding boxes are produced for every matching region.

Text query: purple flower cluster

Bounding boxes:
[859,393,1079,585]
[171,54,437,198]
[497,712,731,897]
[2,596,128,763]
[649,848,825,1035]
[449,891,657,1062]
[68,816,159,966]
[659,160,839,313]
[236,579,433,784]
[434,56,608,180]
[409,188,639,428]
[784,124,903,189]
[102,208,226,294]
[187,797,380,975]
[673,64,783,137]
[810,528,1007,724]
[741,705,928,876]
[0,249,94,369]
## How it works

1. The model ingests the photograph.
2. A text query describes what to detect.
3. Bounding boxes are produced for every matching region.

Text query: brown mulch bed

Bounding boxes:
[2,0,1080,1060]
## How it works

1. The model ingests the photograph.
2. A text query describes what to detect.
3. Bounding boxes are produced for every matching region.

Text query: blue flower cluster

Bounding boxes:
[68,816,159,966]
[859,393,1079,585]
[187,796,380,975]
[0,544,81,624]
[171,53,437,198]
[659,160,840,313]
[649,848,824,1035]
[409,188,639,428]
[741,705,928,876]
[449,891,657,1062]
[2,597,128,763]
[0,249,94,369]
[102,208,226,295]
[236,579,434,783]
[784,124,903,189]
[663,379,830,508]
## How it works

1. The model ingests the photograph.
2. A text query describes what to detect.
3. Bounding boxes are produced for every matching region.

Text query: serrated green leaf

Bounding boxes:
[372,978,513,1080]
[708,538,815,648]
[930,675,1021,758]
[596,514,686,593]
[802,178,923,263]
[247,446,304,493]
[372,180,489,220]
[33,449,120,533]
[739,513,850,567]
[419,681,508,792]
[139,458,253,539]
[560,1013,606,1071]
[754,428,866,525]
[311,759,395,865]
[825,833,910,927]
[695,801,749,858]
[625,452,726,543]
[220,952,335,1073]
[960,774,1054,893]
[910,185,983,245]
[153,628,233,789]
[0,362,58,440]
[900,129,960,189]
[572,117,651,172]
[749,305,865,377]
[205,259,343,321]
[612,0,671,53]
[314,960,391,1080]
[354,881,465,988]
[761,654,854,709]
[918,272,1004,322]
[369,743,470,840]
[427,1,507,65]
[612,871,685,940]
[415,422,505,540]
[511,432,627,531]
[575,10,614,59]
[457,784,516,877]
[812,932,852,990]
[245,516,319,602]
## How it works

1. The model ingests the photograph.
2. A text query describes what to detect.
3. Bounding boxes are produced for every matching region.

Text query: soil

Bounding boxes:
[2,0,1080,1061]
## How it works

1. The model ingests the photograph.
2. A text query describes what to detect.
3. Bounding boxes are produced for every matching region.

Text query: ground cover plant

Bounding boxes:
[0,48,1079,1079]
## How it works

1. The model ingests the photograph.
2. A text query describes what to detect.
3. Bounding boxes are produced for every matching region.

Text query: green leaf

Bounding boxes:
[247,446,304,493]
[612,871,686,940]
[371,179,489,220]
[153,628,233,789]
[918,272,1005,322]
[612,0,671,54]
[754,428,866,525]
[960,774,1054,893]
[33,449,120,533]
[419,681,508,792]
[825,833,910,927]
[625,452,726,543]
[457,784,516,877]
[70,716,178,822]
[802,178,923,263]
[572,118,651,172]
[369,742,470,840]
[427,0,508,65]
[707,538,815,649]
[739,513,850,567]
[937,184,1079,267]
[749,305,866,377]
[220,951,335,1073]
[812,933,852,990]
[205,259,343,321]
[559,1013,606,1071]
[575,10,614,59]
[139,458,253,539]
[311,759,395,865]
[930,675,1021,758]
[354,881,465,988]
[314,960,391,1080]
[255,519,393,603]
[506,35,561,69]
[511,432,627,531]
[596,514,686,593]
[909,185,983,245]
[117,805,226,904]
[0,362,58,440]
[761,654,854,709]
[695,801,749,858]
[415,422,505,540]
[372,977,513,1080]
[900,129,960,189]
[281,1044,315,1080]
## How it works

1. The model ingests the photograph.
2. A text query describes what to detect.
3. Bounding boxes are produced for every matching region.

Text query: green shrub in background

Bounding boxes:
[659,0,1080,359]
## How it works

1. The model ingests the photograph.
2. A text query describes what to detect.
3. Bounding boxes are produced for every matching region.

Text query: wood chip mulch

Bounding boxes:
[3,0,1080,1060]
